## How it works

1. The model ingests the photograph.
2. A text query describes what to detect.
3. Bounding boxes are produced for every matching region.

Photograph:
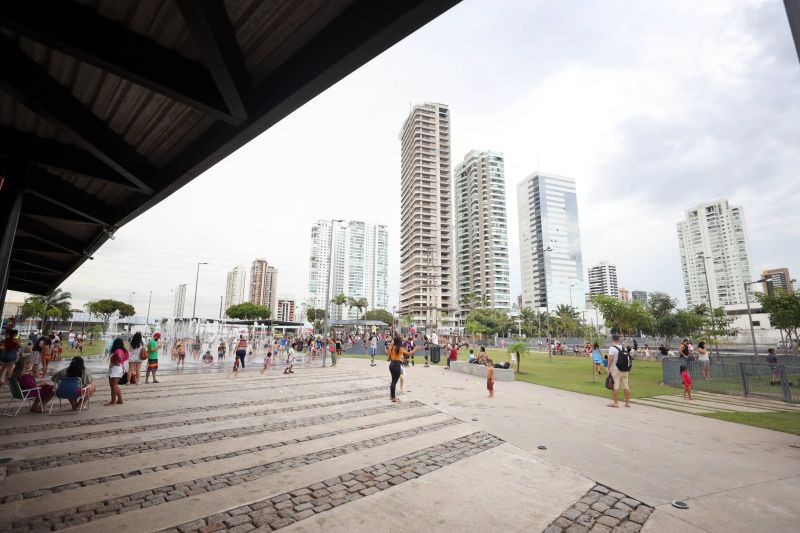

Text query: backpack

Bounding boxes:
[614,345,632,372]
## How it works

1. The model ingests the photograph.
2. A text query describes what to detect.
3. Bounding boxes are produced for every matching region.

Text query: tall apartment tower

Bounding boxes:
[762,268,793,295]
[249,259,278,318]
[307,220,388,320]
[454,150,511,312]
[587,261,619,299]
[517,173,586,312]
[631,290,648,306]
[224,264,247,313]
[276,299,296,322]
[399,103,453,328]
[677,200,752,307]
[174,284,187,319]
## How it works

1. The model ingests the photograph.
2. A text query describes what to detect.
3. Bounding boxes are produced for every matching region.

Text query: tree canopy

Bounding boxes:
[19,288,72,333]
[591,295,649,337]
[306,308,327,332]
[225,302,271,320]
[362,309,393,325]
[756,290,800,355]
[347,297,368,317]
[465,308,511,338]
[86,299,135,332]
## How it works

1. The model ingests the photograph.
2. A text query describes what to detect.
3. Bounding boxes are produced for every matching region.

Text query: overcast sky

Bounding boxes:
[9,0,800,319]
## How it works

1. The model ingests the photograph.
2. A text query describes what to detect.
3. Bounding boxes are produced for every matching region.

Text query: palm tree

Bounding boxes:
[507,341,528,372]
[520,307,535,336]
[330,293,348,319]
[20,288,72,333]
[347,297,368,317]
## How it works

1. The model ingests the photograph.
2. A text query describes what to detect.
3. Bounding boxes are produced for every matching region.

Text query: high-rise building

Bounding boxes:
[631,290,648,306]
[399,102,453,329]
[677,200,752,307]
[249,259,278,318]
[762,268,794,295]
[307,219,388,320]
[454,150,511,313]
[618,287,630,302]
[276,299,296,322]
[517,173,585,312]
[173,284,187,319]
[224,264,247,314]
[587,261,618,299]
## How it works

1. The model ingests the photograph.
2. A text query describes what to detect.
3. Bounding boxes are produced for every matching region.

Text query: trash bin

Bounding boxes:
[430,344,441,364]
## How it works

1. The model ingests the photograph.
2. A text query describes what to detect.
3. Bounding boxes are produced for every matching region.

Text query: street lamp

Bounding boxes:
[744,276,771,356]
[543,246,553,362]
[696,253,717,355]
[322,219,345,367]
[192,262,208,320]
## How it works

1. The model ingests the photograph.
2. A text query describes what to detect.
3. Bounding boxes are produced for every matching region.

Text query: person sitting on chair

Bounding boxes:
[51,356,96,410]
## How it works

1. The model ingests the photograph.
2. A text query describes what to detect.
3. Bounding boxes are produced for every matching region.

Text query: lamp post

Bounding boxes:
[192,262,208,320]
[145,290,152,333]
[322,219,345,367]
[696,253,718,355]
[543,246,553,362]
[744,276,770,356]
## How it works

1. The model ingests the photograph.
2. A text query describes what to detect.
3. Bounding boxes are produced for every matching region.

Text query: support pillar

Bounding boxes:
[0,172,25,318]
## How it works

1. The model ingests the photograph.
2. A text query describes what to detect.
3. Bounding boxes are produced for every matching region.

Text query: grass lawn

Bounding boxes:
[481,349,675,400]
[700,411,800,436]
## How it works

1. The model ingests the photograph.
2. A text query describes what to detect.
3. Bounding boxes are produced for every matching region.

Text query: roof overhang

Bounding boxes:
[0,0,460,295]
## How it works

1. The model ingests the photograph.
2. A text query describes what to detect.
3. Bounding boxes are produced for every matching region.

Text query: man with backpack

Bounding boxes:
[607,334,632,408]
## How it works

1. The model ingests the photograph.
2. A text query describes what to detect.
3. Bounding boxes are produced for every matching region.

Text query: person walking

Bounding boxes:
[145,332,161,384]
[107,339,127,405]
[386,335,419,402]
[235,335,247,369]
[681,365,693,400]
[607,334,632,408]
[369,335,378,367]
[128,332,144,385]
[591,342,603,375]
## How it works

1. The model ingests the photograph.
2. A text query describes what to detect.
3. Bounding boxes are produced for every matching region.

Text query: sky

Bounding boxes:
[9,0,800,320]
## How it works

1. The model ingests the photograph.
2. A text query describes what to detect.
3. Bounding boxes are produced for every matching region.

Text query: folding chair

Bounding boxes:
[49,377,90,415]
[3,379,42,416]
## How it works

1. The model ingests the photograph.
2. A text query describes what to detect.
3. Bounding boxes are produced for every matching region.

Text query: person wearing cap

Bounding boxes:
[145,333,161,384]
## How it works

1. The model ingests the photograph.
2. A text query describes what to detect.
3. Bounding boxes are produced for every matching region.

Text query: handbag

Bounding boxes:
[605,374,614,390]
[139,347,148,360]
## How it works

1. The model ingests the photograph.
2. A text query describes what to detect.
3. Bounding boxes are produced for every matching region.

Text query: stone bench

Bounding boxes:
[450,360,515,381]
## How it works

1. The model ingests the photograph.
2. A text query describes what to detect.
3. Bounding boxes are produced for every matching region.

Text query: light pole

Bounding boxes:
[145,290,152,333]
[192,262,208,320]
[744,276,770,356]
[323,219,345,367]
[543,246,553,362]
[696,253,718,355]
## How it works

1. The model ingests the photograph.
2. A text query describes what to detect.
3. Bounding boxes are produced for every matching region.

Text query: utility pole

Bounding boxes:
[145,290,152,333]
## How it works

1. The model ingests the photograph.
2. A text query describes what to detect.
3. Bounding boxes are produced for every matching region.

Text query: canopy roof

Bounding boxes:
[0,0,459,295]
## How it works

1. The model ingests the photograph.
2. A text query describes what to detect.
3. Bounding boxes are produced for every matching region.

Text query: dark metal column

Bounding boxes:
[0,172,25,316]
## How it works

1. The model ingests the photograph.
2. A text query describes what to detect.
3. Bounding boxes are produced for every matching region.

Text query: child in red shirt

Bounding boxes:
[680,365,692,400]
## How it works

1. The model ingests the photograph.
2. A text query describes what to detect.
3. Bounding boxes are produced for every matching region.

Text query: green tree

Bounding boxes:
[553,304,580,337]
[306,308,327,332]
[756,290,800,355]
[86,299,135,333]
[507,341,528,372]
[19,288,72,333]
[591,295,651,338]
[701,307,738,355]
[331,293,348,308]
[347,297,368,317]
[465,308,511,339]
[225,302,271,320]
[363,309,394,326]
[519,307,535,336]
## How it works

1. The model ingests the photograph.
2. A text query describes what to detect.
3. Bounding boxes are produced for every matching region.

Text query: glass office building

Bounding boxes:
[517,173,586,312]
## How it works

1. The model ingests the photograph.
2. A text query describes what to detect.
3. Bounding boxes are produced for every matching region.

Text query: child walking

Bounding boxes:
[230,355,240,377]
[260,352,271,375]
[486,358,495,398]
[681,365,692,400]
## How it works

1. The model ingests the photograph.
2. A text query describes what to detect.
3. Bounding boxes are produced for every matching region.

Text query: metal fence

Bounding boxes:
[662,357,800,403]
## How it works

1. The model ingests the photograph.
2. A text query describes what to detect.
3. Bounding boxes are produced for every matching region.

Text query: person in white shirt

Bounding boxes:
[607,334,632,408]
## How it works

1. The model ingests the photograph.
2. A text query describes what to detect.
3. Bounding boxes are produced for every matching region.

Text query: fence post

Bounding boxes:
[739,362,749,397]
[779,364,792,403]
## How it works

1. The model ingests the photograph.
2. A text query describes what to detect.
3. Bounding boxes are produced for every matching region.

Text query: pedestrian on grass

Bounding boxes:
[697,341,710,380]
[680,365,692,400]
[592,342,603,375]
[607,334,632,408]
[145,332,160,384]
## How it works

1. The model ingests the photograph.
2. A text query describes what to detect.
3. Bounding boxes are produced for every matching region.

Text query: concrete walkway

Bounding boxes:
[0,358,797,532]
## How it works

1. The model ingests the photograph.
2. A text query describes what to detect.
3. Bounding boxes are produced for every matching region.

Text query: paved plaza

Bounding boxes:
[1,358,798,532]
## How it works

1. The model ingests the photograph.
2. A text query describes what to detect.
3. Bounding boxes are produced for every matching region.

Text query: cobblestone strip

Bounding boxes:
[2,408,440,504]
[543,484,654,533]
[156,431,504,533]
[5,399,424,475]
[0,377,373,437]
[10,419,464,531]
[9,386,386,448]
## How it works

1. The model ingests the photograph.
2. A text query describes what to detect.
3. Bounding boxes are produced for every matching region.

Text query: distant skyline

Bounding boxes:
[7,0,799,320]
